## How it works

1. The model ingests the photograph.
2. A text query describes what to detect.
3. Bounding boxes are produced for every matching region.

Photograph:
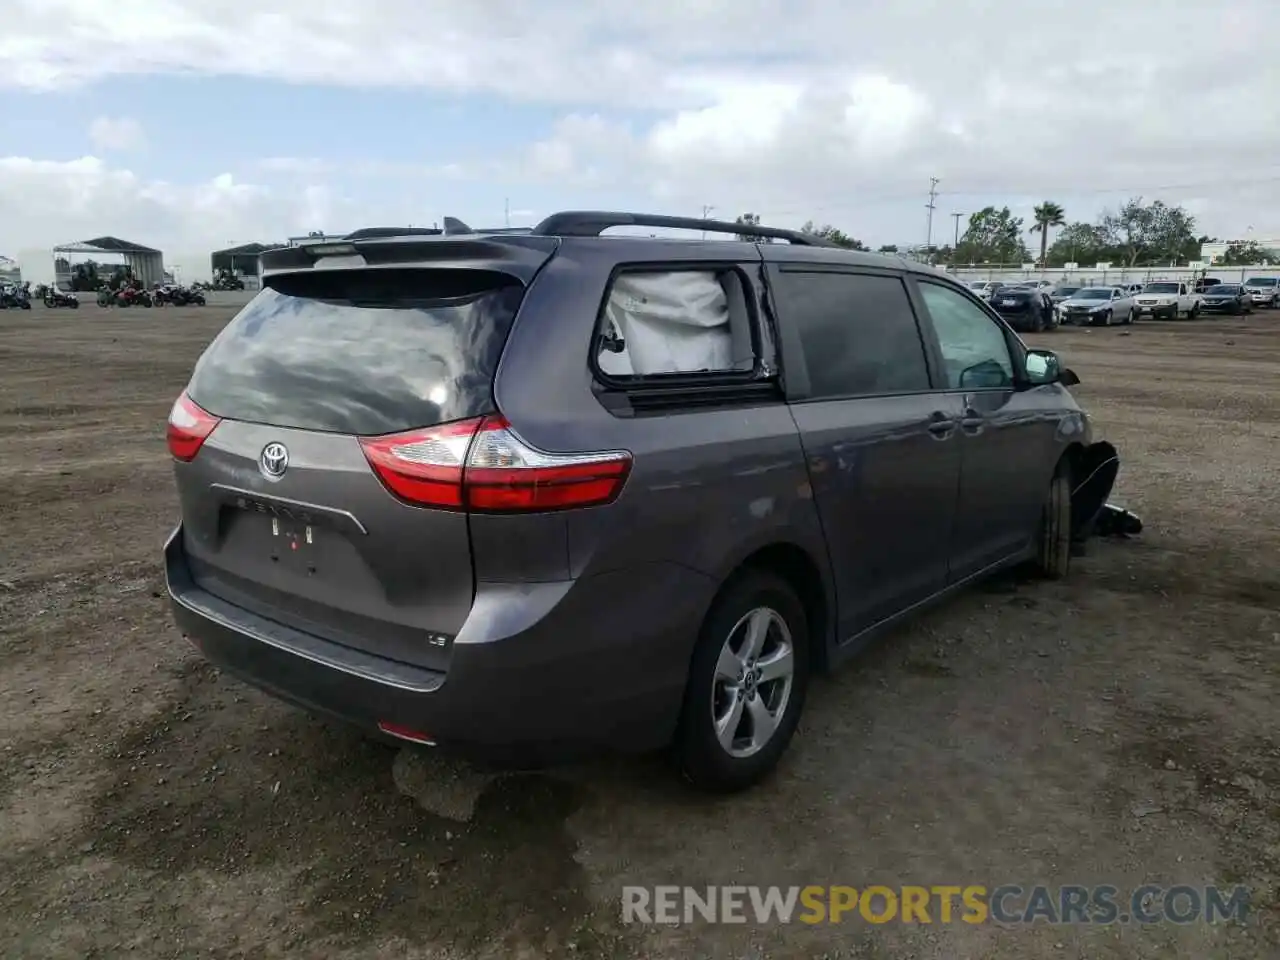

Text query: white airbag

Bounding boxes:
[602,272,732,376]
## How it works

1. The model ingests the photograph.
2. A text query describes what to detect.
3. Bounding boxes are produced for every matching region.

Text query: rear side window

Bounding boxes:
[594,269,757,379]
[771,271,931,399]
[187,269,523,436]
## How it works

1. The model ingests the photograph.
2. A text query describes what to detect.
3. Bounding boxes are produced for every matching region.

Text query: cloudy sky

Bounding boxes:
[2,0,1278,281]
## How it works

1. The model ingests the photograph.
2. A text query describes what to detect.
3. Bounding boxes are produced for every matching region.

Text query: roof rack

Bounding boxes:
[529,211,836,247]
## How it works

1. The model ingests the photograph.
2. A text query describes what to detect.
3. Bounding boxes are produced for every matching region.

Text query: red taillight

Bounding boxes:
[167,391,221,462]
[358,415,632,513]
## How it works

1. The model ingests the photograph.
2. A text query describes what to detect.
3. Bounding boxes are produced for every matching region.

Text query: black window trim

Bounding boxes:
[906,275,1029,395]
[766,263,940,404]
[587,261,777,394]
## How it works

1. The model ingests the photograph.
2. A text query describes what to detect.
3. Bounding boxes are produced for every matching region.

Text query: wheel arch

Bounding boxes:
[706,540,836,675]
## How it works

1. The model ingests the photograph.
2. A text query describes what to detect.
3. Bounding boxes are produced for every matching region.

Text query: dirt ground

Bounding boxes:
[1,304,1276,960]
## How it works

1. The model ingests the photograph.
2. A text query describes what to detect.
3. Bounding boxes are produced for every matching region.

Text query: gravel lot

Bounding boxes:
[1,304,1277,959]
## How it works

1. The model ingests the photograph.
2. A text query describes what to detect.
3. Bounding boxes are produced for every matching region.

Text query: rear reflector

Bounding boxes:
[167,391,222,461]
[359,415,631,513]
[377,721,436,745]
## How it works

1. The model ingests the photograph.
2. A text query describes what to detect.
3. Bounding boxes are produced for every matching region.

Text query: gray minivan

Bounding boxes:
[165,211,1119,791]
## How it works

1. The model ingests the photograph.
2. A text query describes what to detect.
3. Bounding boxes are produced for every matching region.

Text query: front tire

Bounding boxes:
[675,570,810,793]
[1035,462,1073,580]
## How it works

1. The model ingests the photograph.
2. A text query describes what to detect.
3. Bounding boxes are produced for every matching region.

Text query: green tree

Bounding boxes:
[1219,241,1276,266]
[955,206,1030,264]
[799,220,866,250]
[734,212,764,242]
[1028,201,1066,266]
[1100,197,1197,267]
[1045,222,1111,267]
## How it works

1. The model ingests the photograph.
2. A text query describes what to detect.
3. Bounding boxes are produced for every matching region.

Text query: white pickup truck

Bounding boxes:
[1132,280,1202,320]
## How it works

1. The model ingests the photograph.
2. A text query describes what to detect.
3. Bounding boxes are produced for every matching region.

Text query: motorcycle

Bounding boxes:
[155,284,206,306]
[43,289,80,309]
[1,284,32,310]
[121,288,153,308]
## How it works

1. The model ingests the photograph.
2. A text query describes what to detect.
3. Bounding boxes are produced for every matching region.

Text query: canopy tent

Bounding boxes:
[210,242,284,279]
[53,236,164,288]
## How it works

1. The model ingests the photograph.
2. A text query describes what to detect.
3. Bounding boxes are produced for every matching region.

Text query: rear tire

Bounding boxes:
[1035,463,1073,580]
[675,570,810,793]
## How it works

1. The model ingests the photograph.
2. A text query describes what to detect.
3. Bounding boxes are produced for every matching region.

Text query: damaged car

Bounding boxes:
[164,210,1136,793]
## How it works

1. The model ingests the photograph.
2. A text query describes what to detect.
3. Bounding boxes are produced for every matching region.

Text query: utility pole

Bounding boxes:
[504,198,510,228]
[951,212,964,251]
[924,178,940,262]
[701,204,715,240]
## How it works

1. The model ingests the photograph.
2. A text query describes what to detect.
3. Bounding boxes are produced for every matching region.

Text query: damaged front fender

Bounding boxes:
[1071,441,1143,540]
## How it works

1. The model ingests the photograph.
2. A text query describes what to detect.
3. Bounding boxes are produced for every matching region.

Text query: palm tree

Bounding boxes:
[1029,201,1066,266]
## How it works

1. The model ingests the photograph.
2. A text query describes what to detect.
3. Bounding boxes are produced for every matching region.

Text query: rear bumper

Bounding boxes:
[998,312,1039,331]
[165,526,712,763]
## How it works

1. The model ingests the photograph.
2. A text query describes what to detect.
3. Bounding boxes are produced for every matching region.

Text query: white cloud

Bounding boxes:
[2,0,1280,260]
[0,156,366,282]
[88,116,145,152]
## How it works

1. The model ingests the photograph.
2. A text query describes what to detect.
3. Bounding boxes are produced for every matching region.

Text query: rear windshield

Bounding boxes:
[1211,285,1242,293]
[996,290,1032,300]
[1246,277,1278,287]
[1076,288,1113,300]
[1144,283,1179,293]
[187,269,524,436]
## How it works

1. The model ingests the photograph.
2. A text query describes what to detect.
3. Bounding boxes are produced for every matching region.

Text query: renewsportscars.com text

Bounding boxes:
[621,884,1250,926]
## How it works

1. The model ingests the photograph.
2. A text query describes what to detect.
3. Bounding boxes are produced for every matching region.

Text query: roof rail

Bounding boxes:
[529,210,835,247]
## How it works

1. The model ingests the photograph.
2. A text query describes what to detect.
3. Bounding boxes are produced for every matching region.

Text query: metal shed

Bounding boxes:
[210,242,284,280]
[52,236,165,288]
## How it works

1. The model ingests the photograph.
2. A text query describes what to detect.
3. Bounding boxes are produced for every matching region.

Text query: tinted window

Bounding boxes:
[188,269,524,435]
[917,283,1015,390]
[774,271,930,398]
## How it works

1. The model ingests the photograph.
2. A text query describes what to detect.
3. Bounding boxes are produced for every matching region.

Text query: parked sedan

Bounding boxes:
[1050,285,1082,305]
[1056,287,1134,326]
[990,287,1055,332]
[967,280,1002,300]
[1200,283,1252,315]
[1243,276,1279,308]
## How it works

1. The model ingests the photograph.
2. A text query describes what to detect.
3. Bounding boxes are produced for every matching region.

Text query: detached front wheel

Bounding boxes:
[675,570,810,793]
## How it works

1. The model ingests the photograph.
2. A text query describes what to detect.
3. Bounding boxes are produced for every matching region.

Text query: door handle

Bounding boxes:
[960,406,985,434]
[927,412,956,438]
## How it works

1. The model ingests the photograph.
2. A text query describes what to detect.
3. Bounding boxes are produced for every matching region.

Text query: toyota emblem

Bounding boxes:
[259,442,289,479]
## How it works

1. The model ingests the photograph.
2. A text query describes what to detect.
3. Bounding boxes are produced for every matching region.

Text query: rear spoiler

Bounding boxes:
[260,233,559,283]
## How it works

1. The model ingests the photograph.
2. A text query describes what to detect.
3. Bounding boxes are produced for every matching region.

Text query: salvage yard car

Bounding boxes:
[1243,276,1280,309]
[1200,283,1253,315]
[1056,286,1134,326]
[1134,280,1201,320]
[990,285,1056,332]
[164,211,1122,792]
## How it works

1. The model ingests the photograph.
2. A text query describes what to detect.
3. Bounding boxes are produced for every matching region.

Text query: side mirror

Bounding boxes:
[1023,348,1063,386]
